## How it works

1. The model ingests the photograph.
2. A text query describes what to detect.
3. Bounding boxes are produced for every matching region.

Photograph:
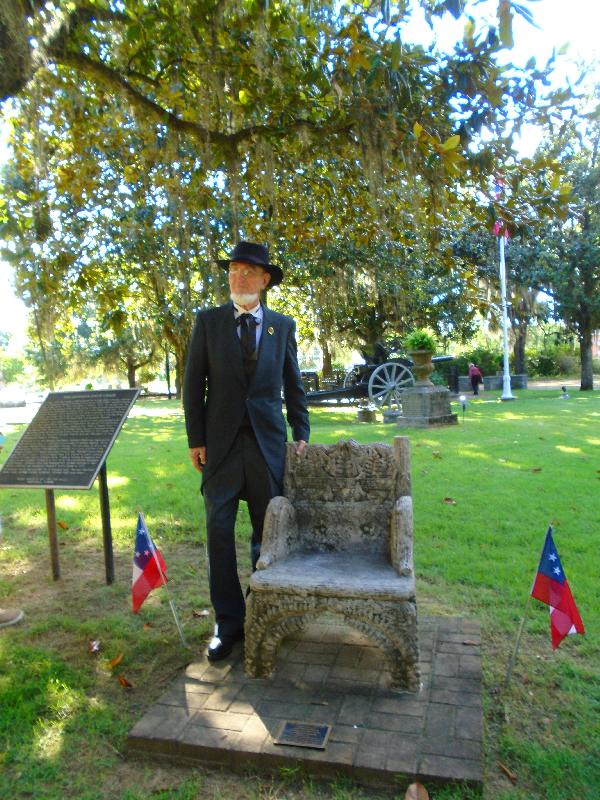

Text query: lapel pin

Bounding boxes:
[267,326,274,335]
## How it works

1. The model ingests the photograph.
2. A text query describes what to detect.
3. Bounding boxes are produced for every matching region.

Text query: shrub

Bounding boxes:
[527,345,580,377]
[404,329,437,353]
[556,353,578,374]
[527,351,560,377]
[453,347,502,377]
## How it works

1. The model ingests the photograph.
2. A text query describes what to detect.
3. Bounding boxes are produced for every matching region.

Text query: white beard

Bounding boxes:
[231,292,260,307]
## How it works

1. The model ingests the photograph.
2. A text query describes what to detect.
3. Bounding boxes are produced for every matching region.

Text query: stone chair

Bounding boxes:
[244,436,420,692]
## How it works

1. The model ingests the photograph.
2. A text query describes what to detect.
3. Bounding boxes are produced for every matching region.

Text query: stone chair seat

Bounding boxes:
[250,551,415,599]
[244,437,420,693]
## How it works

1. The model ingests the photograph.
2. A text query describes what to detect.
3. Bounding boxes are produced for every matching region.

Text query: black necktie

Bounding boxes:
[237,313,257,360]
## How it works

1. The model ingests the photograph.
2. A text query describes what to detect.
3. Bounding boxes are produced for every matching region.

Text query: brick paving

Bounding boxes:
[128,616,483,790]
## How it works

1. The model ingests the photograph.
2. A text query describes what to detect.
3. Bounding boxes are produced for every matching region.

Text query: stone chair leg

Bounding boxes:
[245,593,420,692]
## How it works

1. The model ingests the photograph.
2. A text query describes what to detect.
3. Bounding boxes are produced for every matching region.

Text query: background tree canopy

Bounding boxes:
[0,0,578,389]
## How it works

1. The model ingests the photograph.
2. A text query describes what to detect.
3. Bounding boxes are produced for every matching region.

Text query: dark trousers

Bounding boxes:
[470,376,480,395]
[202,427,281,637]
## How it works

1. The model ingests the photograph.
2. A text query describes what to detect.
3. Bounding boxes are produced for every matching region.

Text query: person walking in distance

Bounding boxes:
[468,362,483,395]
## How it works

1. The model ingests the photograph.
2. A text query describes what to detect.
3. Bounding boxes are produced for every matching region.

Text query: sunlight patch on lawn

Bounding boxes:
[56,496,82,511]
[555,445,583,454]
[454,448,492,461]
[106,474,129,488]
[129,403,183,418]
[33,678,80,761]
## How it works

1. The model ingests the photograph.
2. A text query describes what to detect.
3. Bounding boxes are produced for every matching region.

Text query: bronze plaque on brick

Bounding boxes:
[0,390,139,489]
[274,721,331,749]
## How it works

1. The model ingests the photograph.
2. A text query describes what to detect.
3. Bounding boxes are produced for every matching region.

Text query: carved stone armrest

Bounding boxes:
[390,495,413,577]
[256,496,298,570]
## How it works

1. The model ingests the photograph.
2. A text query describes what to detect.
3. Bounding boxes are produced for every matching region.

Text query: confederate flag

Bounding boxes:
[531,527,584,649]
[132,513,167,613]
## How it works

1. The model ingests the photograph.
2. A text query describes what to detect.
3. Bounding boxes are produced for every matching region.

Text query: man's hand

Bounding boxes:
[294,439,307,456]
[189,446,206,472]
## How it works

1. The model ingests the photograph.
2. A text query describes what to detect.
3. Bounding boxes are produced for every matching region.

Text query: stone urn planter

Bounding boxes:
[408,349,435,386]
[357,406,377,422]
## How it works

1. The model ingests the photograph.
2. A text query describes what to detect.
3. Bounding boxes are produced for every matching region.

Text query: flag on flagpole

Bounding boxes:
[132,513,167,613]
[531,526,584,649]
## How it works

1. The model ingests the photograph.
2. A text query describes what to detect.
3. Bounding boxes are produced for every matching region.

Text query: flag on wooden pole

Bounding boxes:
[531,526,584,649]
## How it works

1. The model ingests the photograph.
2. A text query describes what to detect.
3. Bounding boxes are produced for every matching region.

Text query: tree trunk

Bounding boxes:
[513,320,527,375]
[320,334,333,378]
[126,356,137,388]
[174,347,185,401]
[0,0,32,102]
[580,327,594,391]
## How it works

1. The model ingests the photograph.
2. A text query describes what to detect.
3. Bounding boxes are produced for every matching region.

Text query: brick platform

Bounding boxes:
[128,616,483,790]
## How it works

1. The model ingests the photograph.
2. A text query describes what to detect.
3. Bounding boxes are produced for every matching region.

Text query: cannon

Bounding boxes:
[304,339,452,409]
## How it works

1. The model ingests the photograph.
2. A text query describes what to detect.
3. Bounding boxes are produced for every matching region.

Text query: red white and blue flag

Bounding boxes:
[132,513,167,613]
[530,527,584,649]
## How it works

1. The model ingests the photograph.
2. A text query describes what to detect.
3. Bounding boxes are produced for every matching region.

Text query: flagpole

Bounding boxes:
[498,230,515,401]
[504,593,533,689]
[141,512,189,649]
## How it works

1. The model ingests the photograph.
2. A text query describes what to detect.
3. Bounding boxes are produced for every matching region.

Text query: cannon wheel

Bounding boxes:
[368,362,414,408]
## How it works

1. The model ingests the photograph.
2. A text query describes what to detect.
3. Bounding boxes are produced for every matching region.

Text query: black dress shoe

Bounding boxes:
[206,627,244,662]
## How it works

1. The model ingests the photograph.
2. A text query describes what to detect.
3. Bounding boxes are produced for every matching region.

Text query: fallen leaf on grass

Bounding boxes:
[143,622,152,630]
[405,782,429,800]
[88,640,101,654]
[57,520,69,530]
[432,451,442,459]
[531,467,542,473]
[193,609,210,617]
[442,497,457,505]
[462,640,478,646]
[498,762,517,784]
[109,653,124,669]
[117,675,134,689]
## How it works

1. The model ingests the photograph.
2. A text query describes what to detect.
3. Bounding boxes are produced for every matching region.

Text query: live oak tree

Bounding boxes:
[0,0,575,381]
[532,117,600,391]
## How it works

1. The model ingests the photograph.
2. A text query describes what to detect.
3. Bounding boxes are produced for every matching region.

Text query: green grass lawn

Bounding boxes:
[1,391,599,799]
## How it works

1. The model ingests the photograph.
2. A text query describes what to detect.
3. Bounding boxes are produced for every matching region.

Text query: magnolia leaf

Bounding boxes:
[498,3,514,48]
[238,89,251,105]
[443,497,457,505]
[88,640,101,654]
[117,675,134,689]
[391,38,402,71]
[413,122,423,139]
[498,761,517,784]
[143,623,152,630]
[193,609,211,617]
[441,134,461,151]
[57,520,69,530]
[464,17,475,47]
[405,782,429,800]
[109,653,124,669]
[531,467,542,473]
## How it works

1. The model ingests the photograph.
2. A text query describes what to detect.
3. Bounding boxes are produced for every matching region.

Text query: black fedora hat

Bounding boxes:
[218,241,283,287]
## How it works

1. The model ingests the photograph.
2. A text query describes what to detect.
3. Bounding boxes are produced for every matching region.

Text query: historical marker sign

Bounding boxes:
[0,390,139,489]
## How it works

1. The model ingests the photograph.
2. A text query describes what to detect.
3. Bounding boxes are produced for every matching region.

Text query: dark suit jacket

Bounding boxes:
[183,301,310,485]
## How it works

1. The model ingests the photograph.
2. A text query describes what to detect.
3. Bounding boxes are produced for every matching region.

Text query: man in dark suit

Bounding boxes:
[183,241,310,661]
